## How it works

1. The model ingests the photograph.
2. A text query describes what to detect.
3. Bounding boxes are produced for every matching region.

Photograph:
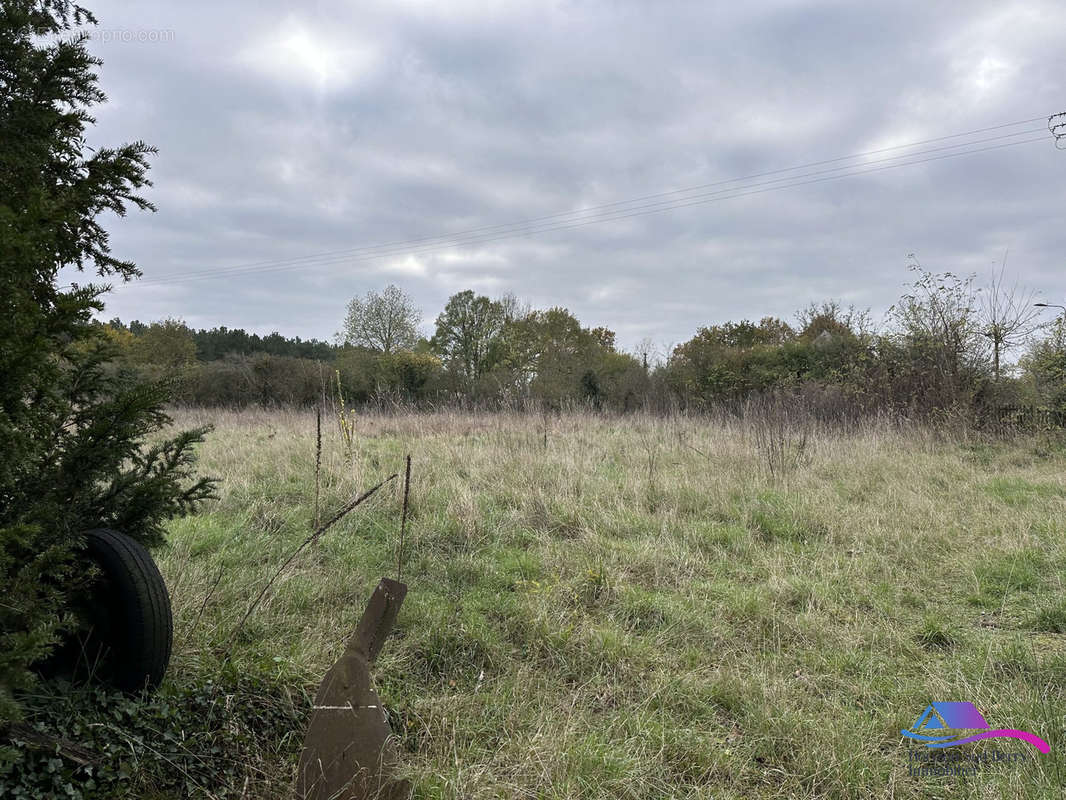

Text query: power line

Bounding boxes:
[132,133,1048,287]
[133,134,1049,287]
[130,131,1050,287]
[139,124,1046,284]
[120,115,1056,288]
[146,115,1051,277]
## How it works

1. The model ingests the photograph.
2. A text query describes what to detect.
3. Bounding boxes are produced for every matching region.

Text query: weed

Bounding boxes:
[746,392,812,480]
[332,370,359,466]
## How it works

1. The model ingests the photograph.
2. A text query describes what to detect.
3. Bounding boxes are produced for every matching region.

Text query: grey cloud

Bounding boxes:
[81,0,1066,351]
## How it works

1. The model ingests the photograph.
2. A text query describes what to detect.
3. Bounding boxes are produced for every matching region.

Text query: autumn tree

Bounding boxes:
[339,284,421,353]
[588,326,617,351]
[127,318,197,369]
[430,290,507,382]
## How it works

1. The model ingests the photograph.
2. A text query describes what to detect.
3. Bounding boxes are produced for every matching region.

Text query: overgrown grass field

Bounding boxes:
[148,409,1066,797]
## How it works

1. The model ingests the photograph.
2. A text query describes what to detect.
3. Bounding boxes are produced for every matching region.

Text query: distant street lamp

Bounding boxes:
[1035,303,1066,329]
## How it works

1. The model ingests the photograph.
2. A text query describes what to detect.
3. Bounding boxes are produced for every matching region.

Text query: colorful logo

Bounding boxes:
[901,702,1049,753]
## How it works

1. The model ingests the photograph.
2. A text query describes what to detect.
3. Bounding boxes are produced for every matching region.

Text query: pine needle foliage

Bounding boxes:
[0,1,217,724]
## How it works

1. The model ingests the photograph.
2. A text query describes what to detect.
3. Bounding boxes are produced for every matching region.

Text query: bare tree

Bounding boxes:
[339,285,421,353]
[979,254,1045,382]
[498,291,532,323]
[634,337,658,371]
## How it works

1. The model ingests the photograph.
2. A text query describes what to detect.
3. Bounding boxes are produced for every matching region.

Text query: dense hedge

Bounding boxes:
[173,355,329,408]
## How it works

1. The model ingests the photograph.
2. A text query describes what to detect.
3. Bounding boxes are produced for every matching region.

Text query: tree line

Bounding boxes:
[105,318,336,362]
[100,258,1066,421]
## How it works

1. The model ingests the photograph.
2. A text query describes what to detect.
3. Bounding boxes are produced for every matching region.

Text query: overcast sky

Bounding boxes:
[73,0,1065,355]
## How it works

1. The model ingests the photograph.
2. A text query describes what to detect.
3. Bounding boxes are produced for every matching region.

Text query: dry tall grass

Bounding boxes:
[157,407,1066,799]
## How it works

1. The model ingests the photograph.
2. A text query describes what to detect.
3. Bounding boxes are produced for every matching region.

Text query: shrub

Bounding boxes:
[0,2,215,723]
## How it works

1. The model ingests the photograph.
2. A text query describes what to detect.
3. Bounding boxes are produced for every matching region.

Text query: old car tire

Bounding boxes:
[57,528,173,692]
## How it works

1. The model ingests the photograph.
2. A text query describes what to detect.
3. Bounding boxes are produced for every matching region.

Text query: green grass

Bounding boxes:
[983,477,1066,507]
[47,409,1066,798]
